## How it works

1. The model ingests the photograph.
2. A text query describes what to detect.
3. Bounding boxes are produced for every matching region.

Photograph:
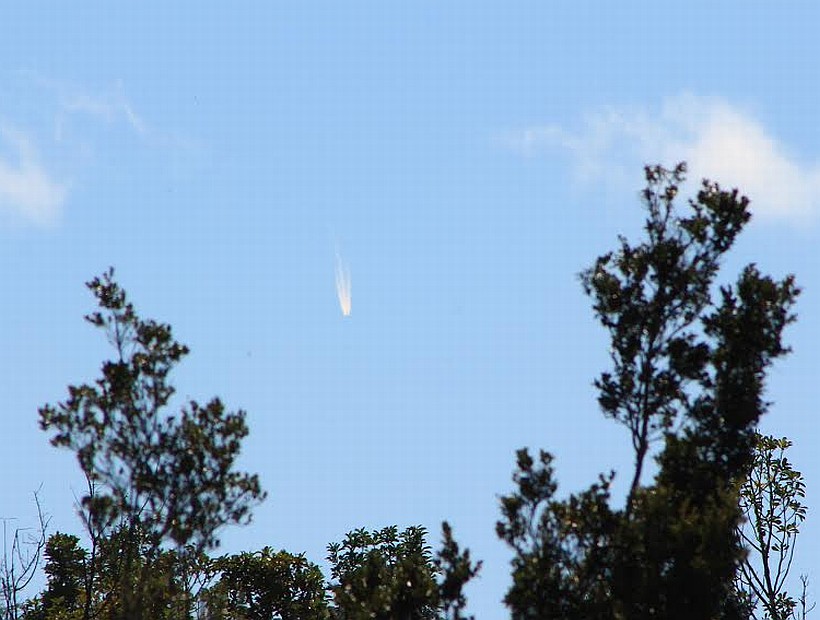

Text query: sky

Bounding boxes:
[1,4,819,617]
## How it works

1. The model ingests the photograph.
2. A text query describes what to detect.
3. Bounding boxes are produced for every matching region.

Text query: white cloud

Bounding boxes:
[0,124,66,227]
[503,94,819,224]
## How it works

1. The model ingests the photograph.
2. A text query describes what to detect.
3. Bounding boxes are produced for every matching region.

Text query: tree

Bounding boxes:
[433,523,481,620]
[197,523,479,620]
[25,528,223,620]
[736,433,813,620]
[327,526,441,620]
[38,269,266,620]
[204,547,329,620]
[24,529,187,620]
[498,163,800,619]
[23,532,88,619]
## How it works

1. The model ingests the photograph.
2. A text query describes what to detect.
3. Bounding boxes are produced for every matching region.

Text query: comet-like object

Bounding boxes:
[335,249,351,316]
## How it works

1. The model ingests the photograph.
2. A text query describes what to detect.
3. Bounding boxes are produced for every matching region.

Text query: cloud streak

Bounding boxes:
[335,247,352,317]
[0,124,66,226]
[22,71,148,137]
[503,94,820,224]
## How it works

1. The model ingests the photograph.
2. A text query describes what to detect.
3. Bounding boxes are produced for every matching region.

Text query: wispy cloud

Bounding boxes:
[502,94,819,224]
[0,123,66,227]
[22,71,148,137]
[335,246,351,317]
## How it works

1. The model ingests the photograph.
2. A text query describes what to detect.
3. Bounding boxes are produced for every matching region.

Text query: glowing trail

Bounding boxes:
[335,249,351,316]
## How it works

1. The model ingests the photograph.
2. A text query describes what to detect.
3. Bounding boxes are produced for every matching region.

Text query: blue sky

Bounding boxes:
[2,4,819,617]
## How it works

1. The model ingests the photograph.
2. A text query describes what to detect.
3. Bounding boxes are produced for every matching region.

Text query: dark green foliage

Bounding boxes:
[91,525,189,620]
[497,450,616,619]
[206,548,329,620]
[434,523,481,620]
[37,269,266,619]
[39,269,265,555]
[327,526,440,620]
[498,164,800,619]
[39,533,86,617]
[21,528,196,620]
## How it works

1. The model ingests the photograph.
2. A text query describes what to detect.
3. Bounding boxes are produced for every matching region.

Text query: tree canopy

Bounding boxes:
[3,164,811,620]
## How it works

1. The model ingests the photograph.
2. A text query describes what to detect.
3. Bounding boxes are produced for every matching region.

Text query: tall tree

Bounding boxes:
[498,163,800,619]
[38,269,266,620]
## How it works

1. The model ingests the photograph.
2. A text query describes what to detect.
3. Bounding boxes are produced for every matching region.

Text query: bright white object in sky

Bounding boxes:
[335,248,351,316]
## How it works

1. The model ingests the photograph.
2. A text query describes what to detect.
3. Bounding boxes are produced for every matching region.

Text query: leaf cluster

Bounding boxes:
[206,548,329,620]
[326,525,440,620]
[737,433,811,620]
